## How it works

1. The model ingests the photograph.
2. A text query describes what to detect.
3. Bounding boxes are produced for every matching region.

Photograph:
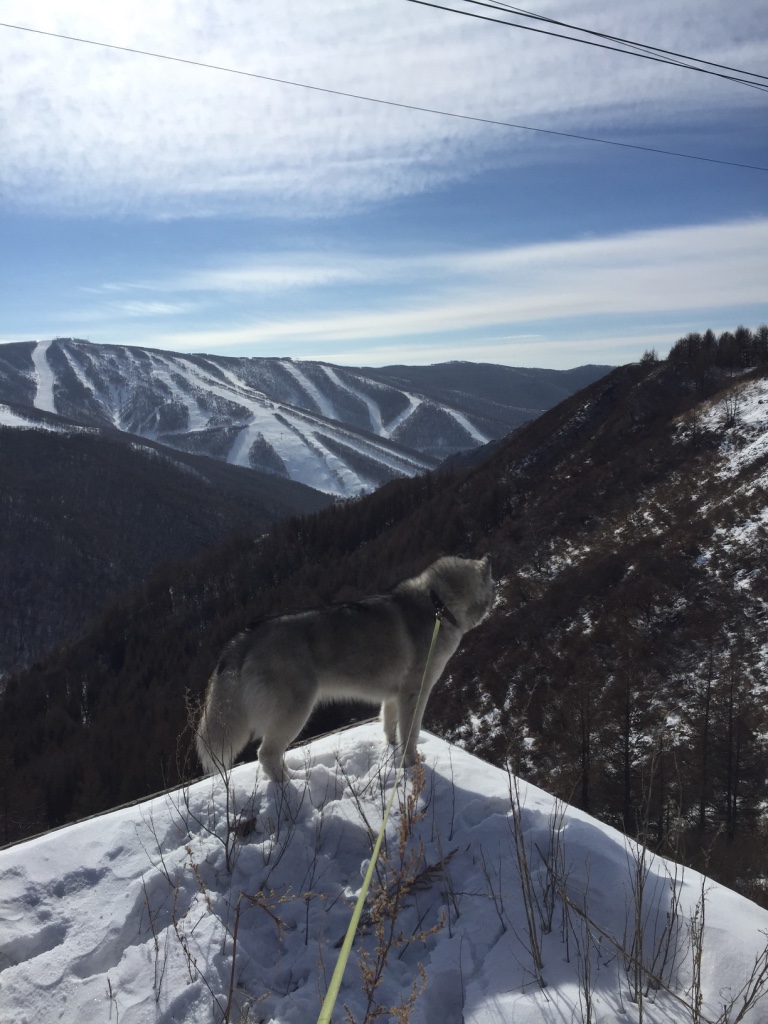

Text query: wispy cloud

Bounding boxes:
[87,215,768,304]
[2,1,765,217]
[170,261,370,294]
[132,217,767,362]
[116,300,194,317]
[64,298,199,322]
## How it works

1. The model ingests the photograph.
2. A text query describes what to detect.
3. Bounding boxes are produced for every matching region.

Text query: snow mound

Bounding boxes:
[1,725,767,1024]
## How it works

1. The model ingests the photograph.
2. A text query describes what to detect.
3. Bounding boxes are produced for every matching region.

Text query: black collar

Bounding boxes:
[430,589,458,626]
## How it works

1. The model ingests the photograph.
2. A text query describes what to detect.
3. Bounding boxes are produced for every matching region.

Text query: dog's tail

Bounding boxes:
[195,697,220,775]
[195,669,253,776]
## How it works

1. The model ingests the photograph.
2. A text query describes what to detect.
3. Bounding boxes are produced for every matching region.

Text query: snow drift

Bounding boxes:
[1,725,767,1024]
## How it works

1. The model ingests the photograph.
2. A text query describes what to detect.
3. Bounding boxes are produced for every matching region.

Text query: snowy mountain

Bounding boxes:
[4,327,768,910]
[1,724,767,1024]
[0,338,610,496]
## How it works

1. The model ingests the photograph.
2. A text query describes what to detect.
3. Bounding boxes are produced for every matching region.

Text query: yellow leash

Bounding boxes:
[316,612,444,1024]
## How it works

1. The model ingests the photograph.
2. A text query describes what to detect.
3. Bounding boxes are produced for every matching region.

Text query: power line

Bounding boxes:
[413,0,768,91]
[485,2,768,82]
[2,20,767,173]
[408,1,768,92]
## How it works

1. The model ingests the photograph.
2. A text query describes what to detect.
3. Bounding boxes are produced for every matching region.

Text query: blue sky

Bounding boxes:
[1,1,766,369]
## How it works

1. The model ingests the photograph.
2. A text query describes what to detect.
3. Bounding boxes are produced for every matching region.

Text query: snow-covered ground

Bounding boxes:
[716,376,768,479]
[0,403,74,434]
[0,404,50,430]
[679,374,768,484]
[1,724,767,1024]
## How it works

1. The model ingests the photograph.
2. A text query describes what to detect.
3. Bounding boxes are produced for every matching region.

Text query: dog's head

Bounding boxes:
[429,553,494,632]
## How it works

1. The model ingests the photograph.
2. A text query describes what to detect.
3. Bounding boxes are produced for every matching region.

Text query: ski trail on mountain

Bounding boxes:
[15,340,510,496]
[177,359,369,492]
[225,423,259,468]
[0,405,55,429]
[147,354,429,493]
[444,407,489,444]
[31,341,57,414]
[320,364,383,435]
[60,344,99,398]
[280,360,338,420]
[385,391,422,435]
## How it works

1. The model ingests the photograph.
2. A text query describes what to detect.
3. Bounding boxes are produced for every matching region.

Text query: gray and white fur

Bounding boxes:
[195,554,493,782]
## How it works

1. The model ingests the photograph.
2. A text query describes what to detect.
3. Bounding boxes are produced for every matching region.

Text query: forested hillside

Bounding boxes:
[0,422,331,676]
[3,325,767,907]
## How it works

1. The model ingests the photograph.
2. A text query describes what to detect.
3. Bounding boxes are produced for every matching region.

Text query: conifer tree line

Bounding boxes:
[667,324,768,369]
[2,324,767,904]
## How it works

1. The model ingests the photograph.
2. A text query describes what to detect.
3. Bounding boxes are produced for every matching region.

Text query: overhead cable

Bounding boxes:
[1,21,766,172]
[408,0,768,92]
[485,2,768,81]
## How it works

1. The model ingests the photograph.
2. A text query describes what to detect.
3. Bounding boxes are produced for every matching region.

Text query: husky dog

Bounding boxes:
[196,554,493,782]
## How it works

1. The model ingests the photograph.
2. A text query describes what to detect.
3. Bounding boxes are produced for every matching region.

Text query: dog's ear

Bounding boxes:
[480,552,492,576]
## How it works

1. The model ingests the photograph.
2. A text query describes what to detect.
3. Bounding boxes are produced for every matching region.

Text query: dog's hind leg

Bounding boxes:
[257,690,316,783]
[381,698,398,744]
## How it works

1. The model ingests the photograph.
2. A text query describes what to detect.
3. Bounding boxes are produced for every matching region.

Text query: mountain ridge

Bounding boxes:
[0,338,611,495]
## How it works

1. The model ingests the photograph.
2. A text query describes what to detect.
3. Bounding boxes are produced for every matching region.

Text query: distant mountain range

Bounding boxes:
[0,338,611,496]
[0,338,609,676]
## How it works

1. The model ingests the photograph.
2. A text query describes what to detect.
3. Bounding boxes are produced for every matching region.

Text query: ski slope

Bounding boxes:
[31,340,57,414]
[44,341,439,496]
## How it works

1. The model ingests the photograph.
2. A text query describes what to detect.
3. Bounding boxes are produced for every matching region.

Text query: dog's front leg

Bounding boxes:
[397,689,428,767]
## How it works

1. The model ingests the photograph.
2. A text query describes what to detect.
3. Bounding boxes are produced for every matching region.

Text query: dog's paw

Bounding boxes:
[258,758,293,784]
[400,746,421,769]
